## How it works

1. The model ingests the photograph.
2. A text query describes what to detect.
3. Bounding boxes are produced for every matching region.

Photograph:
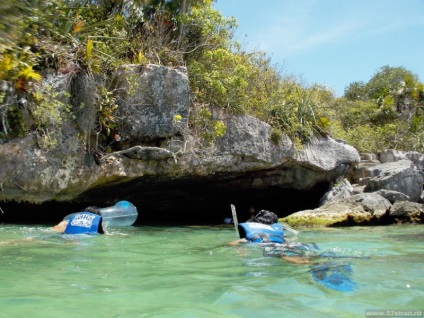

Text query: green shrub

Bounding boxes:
[270,128,283,144]
[189,106,227,144]
[4,1,424,154]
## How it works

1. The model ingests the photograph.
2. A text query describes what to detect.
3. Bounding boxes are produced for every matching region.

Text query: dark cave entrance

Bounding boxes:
[0,181,330,225]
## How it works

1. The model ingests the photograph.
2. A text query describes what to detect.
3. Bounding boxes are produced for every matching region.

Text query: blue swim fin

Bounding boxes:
[310,263,357,292]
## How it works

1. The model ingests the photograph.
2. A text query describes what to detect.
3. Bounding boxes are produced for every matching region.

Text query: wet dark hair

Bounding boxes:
[84,206,101,215]
[253,210,278,225]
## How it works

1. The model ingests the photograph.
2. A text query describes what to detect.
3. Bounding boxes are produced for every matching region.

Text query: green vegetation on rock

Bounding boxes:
[328,66,424,153]
[1,1,423,154]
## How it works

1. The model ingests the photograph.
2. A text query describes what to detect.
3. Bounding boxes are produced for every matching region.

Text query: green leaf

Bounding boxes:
[86,39,93,59]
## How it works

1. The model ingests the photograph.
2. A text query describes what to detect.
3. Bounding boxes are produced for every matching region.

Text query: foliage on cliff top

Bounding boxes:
[0,0,331,146]
[1,0,423,153]
[326,66,424,153]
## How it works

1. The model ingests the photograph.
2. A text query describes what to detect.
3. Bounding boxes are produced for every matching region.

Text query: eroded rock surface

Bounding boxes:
[0,64,360,223]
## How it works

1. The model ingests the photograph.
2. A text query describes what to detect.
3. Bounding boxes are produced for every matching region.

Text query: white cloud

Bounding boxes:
[241,0,424,57]
[259,21,361,56]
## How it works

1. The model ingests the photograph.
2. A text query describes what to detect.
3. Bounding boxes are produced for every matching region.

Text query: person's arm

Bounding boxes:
[52,221,68,233]
[280,255,311,264]
[229,238,247,246]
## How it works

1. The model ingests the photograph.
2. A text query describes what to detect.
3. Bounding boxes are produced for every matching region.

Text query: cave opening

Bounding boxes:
[0,181,330,226]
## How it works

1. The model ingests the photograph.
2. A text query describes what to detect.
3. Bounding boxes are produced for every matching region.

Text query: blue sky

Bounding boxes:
[213,0,424,97]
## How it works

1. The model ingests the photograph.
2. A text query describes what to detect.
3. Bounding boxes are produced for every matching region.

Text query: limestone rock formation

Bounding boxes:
[282,193,392,227]
[0,64,361,223]
[390,201,424,224]
[364,160,423,202]
[111,64,190,142]
[284,149,424,226]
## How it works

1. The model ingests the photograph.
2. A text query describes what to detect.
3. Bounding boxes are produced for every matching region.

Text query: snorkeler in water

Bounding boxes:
[229,208,359,291]
[0,206,103,247]
[53,201,138,234]
[53,206,104,234]
[229,209,314,264]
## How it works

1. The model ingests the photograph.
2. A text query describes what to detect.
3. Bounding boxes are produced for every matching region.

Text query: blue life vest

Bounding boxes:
[64,212,103,234]
[238,222,284,243]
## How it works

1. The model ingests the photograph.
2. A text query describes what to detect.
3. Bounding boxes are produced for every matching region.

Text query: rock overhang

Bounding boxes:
[0,64,361,224]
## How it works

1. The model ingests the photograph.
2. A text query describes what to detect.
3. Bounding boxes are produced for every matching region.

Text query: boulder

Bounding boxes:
[390,201,424,224]
[364,160,424,202]
[319,179,354,206]
[282,193,391,227]
[379,149,407,163]
[350,152,379,185]
[375,189,410,204]
[360,153,379,161]
[405,151,424,171]
[208,108,360,190]
[379,149,424,171]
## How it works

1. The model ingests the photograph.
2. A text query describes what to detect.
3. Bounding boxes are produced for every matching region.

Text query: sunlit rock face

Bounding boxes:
[283,149,424,227]
[364,160,424,202]
[282,193,392,227]
[0,64,360,224]
[111,64,190,142]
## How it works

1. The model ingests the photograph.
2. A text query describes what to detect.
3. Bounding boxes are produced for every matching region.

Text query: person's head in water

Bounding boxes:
[252,210,278,225]
[84,206,101,215]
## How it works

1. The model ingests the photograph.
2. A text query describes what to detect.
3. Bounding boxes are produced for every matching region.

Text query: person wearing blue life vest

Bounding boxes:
[239,210,285,244]
[52,201,138,234]
[229,209,360,291]
[53,206,104,234]
[230,210,312,264]
[230,210,284,244]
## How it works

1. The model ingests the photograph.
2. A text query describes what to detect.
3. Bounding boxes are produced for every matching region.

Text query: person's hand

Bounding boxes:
[52,221,68,233]
[228,238,247,246]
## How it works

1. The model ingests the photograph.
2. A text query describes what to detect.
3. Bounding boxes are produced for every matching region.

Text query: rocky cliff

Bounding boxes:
[283,150,424,226]
[0,64,360,223]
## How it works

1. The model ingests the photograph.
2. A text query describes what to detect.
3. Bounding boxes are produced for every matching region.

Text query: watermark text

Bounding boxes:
[365,309,423,317]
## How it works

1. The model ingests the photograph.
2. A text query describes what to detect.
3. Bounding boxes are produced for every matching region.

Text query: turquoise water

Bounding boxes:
[0,224,423,318]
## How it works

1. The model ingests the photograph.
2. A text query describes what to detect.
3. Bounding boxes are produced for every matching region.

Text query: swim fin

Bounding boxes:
[310,263,357,292]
